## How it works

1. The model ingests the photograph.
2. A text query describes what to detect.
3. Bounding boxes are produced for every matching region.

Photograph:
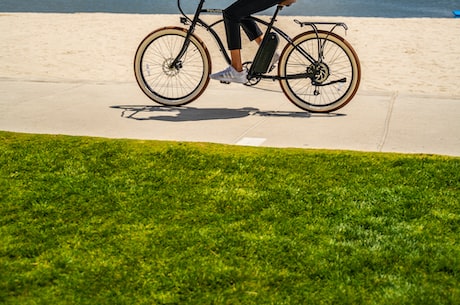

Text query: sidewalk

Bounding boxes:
[1,78,459,157]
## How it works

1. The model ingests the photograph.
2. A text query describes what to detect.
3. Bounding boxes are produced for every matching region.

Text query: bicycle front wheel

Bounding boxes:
[279,31,361,113]
[134,27,211,106]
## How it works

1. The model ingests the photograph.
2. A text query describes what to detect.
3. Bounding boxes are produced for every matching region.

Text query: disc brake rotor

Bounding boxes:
[162,58,180,77]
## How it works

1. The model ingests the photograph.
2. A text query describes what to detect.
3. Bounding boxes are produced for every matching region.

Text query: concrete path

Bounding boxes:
[1,78,459,157]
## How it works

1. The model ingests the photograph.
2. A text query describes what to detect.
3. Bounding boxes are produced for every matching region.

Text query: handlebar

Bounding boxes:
[177,0,209,24]
[177,0,187,19]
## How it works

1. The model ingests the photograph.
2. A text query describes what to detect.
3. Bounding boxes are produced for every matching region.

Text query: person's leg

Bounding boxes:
[230,49,243,72]
[240,18,263,45]
[229,35,262,72]
[210,0,279,83]
[223,0,279,67]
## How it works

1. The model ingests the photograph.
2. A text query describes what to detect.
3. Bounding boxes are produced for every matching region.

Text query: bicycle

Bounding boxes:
[134,0,361,113]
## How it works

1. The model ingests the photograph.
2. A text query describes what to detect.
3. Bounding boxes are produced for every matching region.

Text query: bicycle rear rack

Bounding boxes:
[294,20,348,37]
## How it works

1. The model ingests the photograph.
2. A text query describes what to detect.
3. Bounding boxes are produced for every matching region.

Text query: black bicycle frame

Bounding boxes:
[171,0,306,68]
[172,0,347,83]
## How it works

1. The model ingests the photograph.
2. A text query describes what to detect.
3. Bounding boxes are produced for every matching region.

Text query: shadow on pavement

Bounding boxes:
[110,105,345,122]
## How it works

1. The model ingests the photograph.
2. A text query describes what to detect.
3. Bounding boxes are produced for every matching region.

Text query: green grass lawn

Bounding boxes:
[1,131,459,304]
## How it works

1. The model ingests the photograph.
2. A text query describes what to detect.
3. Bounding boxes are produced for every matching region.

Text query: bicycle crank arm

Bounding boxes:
[258,74,347,86]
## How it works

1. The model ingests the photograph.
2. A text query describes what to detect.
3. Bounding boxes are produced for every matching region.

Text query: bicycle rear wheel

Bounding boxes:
[134,27,211,106]
[278,31,361,113]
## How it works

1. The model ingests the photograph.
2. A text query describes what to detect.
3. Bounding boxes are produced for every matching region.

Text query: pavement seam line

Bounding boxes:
[378,91,398,152]
[232,111,269,145]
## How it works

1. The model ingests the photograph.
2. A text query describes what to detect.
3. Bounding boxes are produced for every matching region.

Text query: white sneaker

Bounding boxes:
[210,66,247,84]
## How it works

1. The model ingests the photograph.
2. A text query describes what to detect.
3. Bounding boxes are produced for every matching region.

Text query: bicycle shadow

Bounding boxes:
[110,105,345,122]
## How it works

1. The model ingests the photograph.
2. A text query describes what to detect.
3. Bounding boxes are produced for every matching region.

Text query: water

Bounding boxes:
[0,0,458,18]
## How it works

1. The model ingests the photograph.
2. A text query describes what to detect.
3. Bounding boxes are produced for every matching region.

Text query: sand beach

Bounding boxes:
[1,13,459,96]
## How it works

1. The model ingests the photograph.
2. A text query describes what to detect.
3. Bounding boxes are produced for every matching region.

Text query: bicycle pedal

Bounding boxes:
[220,81,231,85]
